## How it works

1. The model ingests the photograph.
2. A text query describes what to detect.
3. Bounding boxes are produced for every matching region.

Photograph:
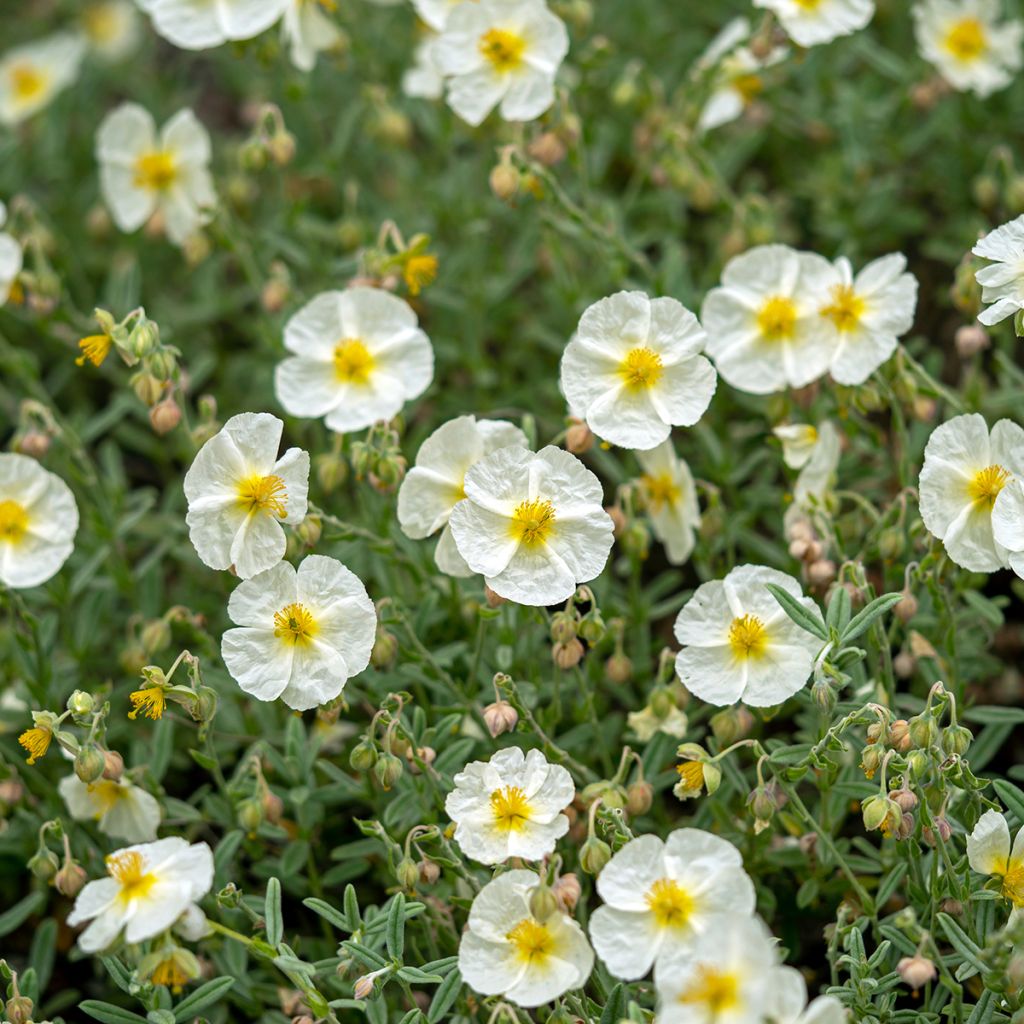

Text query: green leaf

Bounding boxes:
[172,977,236,1022]
[344,883,361,930]
[396,966,444,983]
[386,892,406,961]
[839,593,903,644]
[303,897,350,932]
[601,983,629,1024]
[80,1001,150,1024]
[426,967,462,1024]
[265,877,283,947]
[937,913,986,973]
[993,779,1024,824]
[825,583,851,634]
[0,890,45,938]
[765,584,827,641]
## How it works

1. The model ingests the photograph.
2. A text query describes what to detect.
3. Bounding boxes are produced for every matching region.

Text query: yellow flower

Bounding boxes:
[76,333,112,367]
[403,252,438,296]
[128,686,166,720]
[18,725,52,764]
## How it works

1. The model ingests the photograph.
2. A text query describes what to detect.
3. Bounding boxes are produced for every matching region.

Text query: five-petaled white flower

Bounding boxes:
[59,774,161,844]
[81,1,142,61]
[912,0,1023,97]
[674,564,824,707]
[221,555,377,711]
[918,413,1024,572]
[66,838,213,953]
[588,830,755,981]
[275,286,434,435]
[403,34,445,99]
[96,103,217,247]
[184,412,309,580]
[0,200,22,307]
[771,966,851,1024]
[966,809,1024,911]
[702,245,836,395]
[445,747,574,865]
[636,441,701,565]
[0,453,79,590]
[753,0,875,47]
[448,445,614,606]
[560,291,717,450]
[784,421,841,510]
[397,414,529,577]
[458,869,594,1007]
[135,0,291,51]
[434,0,569,126]
[413,0,462,31]
[282,0,344,72]
[973,215,1024,327]
[0,33,86,126]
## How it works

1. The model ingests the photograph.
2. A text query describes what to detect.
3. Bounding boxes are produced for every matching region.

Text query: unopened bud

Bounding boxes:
[807,559,837,587]
[4,995,33,1024]
[626,779,654,816]
[54,859,89,897]
[579,835,611,875]
[529,885,559,922]
[897,954,937,992]
[350,738,378,772]
[102,749,125,781]
[268,131,296,166]
[955,324,989,358]
[604,652,632,684]
[923,816,952,846]
[860,745,883,778]
[374,753,403,790]
[553,638,584,669]
[67,689,95,717]
[942,724,972,756]
[889,719,911,750]
[908,714,938,749]
[149,397,182,435]
[15,430,51,458]
[263,790,285,824]
[396,857,419,890]
[29,847,60,880]
[75,743,107,784]
[237,797,263,834]
[894,590,918,623]
[296,515,321,547]
[370,628,398,670]
[550,611,577,644]
[490,162,520,201]
[565,419,593,453]
[418,859,440,886]
[552,872,581,912]
[484,584,506,608]
[811,677,837,714]
[315,453,349,493]
[141,617,172,654]
[528,131,567,166]
[892,788,918,812]
[577,612,605,644]
[483,700,518,738]
[131,371,164,406]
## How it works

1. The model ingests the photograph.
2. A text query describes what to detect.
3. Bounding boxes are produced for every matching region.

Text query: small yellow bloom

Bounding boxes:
[18,725,52,764]
[403,253,438,296]
[76,333,112,367]
[675,760,706,797]
[128,686,166,721]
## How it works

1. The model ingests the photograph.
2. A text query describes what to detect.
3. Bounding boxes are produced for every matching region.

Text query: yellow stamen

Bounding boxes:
[728,614,768,658]
[18,726,51,765]
[678,966,741,1014]
[645,878,695,929]
[403,253,438,296]
[107,850,158,902]
[11,64,47,102]
[0,499,29,544]
[820,284,866,333]
[133,151,178,191]
[237,474,288,519]
[1001,864,1024,907]
[756,295,798,342]
[334,339,375,385]
[490,785,532,831]
[968,465,1010,508]
[732,73,764,103]
[128,687,166,721]
[76,334,112,367]
[273,602,318,646]
[151,957,190,991]
[945,17,987,61]
[676,760,705,793]
[793,0,823,8]
[479,28,526,73]
[641,473,681,512]
[510,498,556,547]
[506,918,555,963]
[90,780,126,814]
[619,346,664,391]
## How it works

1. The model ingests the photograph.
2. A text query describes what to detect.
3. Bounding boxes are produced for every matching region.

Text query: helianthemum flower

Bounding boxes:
[81,1,142,61]
[701,245,837,395]
[967,809,1024,910]
[282,0,344,71]
[0,33,85,126]
[66,838,213,953]
[770,967,850,1024]
[184,412,309,579]
[0,201,22,307]
[588,830,755,980]
[636,441,701,565]
[445,747,574,865]
[458,869,594,1007]
[0,453,79,589]
[397,414,529,576]
[973,215,1024,326]
[221,555,377,711]
[275,286,434,434]
[403,34,445,99]
[753,0,875,47]
[448,445,614,605]
[674,564,824,707]
[559,292,717,450]
[135,0,291,50]
[913,0,1023,97]
[816,254,918,386]
[96,103,217,247]
[59,774,162,843]
[433,0,569,125]
[918,414,1024,572]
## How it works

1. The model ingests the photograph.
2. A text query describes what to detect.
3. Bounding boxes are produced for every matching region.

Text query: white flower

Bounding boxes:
[0,33,86,126]
[403,34,445,99]
[791,421,841,508]
[184,412,309,579]
[0,201,22,308]
[627,703,689,741]
[815,254,918,386]
[66,838,213,953]
[588,829,755,981]
[221,555,377,711]
[275,286,434,434]
[59,774,161,843]
[991,478,1024,579]
[674,564,823,707]
[918,413,1024,572]
[282,0,343,71]
[413,0,462,31]
[81,2,142,60]
[397,414,528,577]
[774,423,820,470]
[136,0,291,51]
[96,104,217,247]
[560,292,717,450]
[966,809,1024,909]
[445,747,574,865]
[0,454,78,590]
[701,245,837,395]
[434,0,569,126]
[912,0,1023,97]
[771,966,849,1024]
[636,441,700,565]
[973,215,1024,326]
[753,0,874,47]
[697,18,788,132]
[459,869,593,1007]
[449,445,614,605]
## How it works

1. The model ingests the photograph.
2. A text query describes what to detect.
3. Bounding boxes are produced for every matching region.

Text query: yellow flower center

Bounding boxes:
[945,17,987,61]
[107,850,158,903]
[728,614,768,658]
[11,63,47,102]
[334,338,375,385]
[510,498,556,547]
[756,295,798,342]
[151,956,190,991]
[18,726,51,765]
[506,918,555,963]
[91,780,127,813]
[273,602,318,646]
[820,283,866,333]
[76,334,113,368]
[732,72,764,103]
[1001,864,1024,907]
[403,253,438,296]
[83,4,120,42]
[479,28,527,73]
[645,878,695,929]
[0,499,29,544]
[678,966,742,1014]
[237,473,288,519]
[490,785,532,831]
[133,150,178,191]
[968,464,1010,508]
[128,686,166,721]
[619,346,664,391]
[641,473,681,512]
[676,760,706,793]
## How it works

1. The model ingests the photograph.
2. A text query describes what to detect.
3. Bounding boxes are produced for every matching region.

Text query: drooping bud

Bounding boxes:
[897,954,937,993]
[149,396,182,435]
[418,859,441,886]
[941,725,972,756]
[374,753,403,790]
[483,700,518,738]
[565,419,593,454]
[54,859,89,897]
[552,638,584,669]
[67,689,95,717]
[74,743,107,784]
[237,797,263,835]
[4,995,33,1024]
[579,835,611,875]
[396,857,420,891]
[528,884,560,922]
[891,788,918,812]
[893,589,918,623]
[28,847,60,880]
[102,749,125,781]
[350,738,378,772]
[604,652,632,685]
[908,714,938,749]
[370,628,398,670]
[552,873,581,912]
[626,779,654,816]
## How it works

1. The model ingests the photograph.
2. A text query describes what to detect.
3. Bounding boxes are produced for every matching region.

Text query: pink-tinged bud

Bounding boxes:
[149,397,182,435]
[604,652,632,685]
[565,419,593,454]
[483,700,518,738]
[528,131,567,166]
[484,585,506,609]
[553,638,584,670]
[552,873,582,912]
[923,816,952,846]
[807,559,837,587]
[418,859,440,886]
[892,788,918,812]
[889,719,912,750]
[626,779,654,816]
[898,955,937,992]
[954,324,989,358]
[54,860,89,897]
[353,975,376,1000]
[15,430,50,458]
[894,590,918,623]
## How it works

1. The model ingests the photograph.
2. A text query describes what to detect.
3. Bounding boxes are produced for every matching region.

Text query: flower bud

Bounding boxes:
[892,788,918,812]
[894,590,918,623]
[374,753,403,790]
[811,676,837,714]
[484,584,506,608]
[908,714,938,749]
[529,884,560,922]
[483,700,518,738]
[296,515,321,547]
[29,847,60,880]
[955,324,990,358]
[75,743,107,784]
[550,611,577,644]
[315,452,349,493]
[0,778,25,806]
[807,559,837,587]
[889,719,911,750]
[418,859,441,886]
[350,738,378,771]
[553,638,584,669]
[604,652,632,684]
[621,521,650,560]
[131,371,165,406]
[54,859,89,897]
[862,794,898,833]
[396,857,420,890]
[141,617,172,654]
[709,706,748,746]
[923,816,952,846]
[490,162,520,201]
[15,429,51,458]
[565,419,593,454]
[4,995,33,1024]
[897,954,937,992]
[626,779,654,816]
[268,131,297,166]
[129,319,160,358]
[577,612,605,645]
[528,131,567,166]
[942,724,972,756]
[237,797,263,834]
[149,397,182,435]
[102,749,125,781]
[579,835,611,875]
[370,628,398,670]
